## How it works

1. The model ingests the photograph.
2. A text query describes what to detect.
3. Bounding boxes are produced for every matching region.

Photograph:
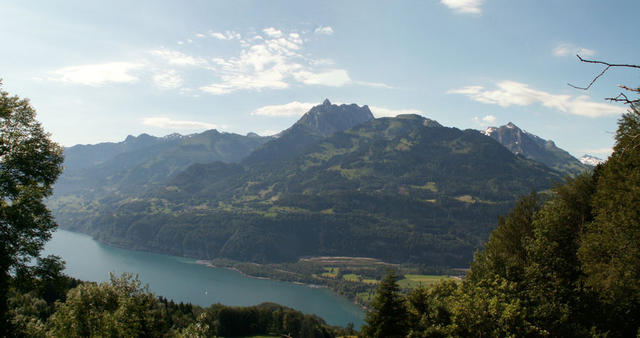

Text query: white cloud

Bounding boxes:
[209,30,241,40]
[48,62,142,86]
[263,27,283,38]
[141,117,219,130]
[583,147,613,157]
[48,27,387,94]
[293,69,351,87]
[200,27,380,94]
[210,32,226,39]
[441,0,483,14]
[196,33,206,38]
[369,106,422,118]
[354,80,393,89]
[473,114,497,126]
[251,101,315,116]
[553,43,596,57]
[153,70,183,89]
[448,80,625,118]
[151,49,207,66]
[251,101,423,119]
[256,130,279,136]
[314,26,334,35]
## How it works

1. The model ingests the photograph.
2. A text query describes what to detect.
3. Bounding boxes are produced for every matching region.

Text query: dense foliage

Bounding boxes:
[0,81,64,334]
[363,107,640,336]
[52,109,562,267]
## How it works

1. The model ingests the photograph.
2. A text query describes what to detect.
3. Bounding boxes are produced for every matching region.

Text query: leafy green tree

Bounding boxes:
[48,273,164,337]
[7,291,49,336]
[449,277,538,337]
[522,173,597,336]
[468,191,543,284]
[362,270,409,338]
[178,312,212,337]
[0,80,64,333]
[579,108,640,335]
[407,280,457,337]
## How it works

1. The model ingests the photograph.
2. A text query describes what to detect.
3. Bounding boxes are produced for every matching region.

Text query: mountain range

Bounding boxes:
[51,100,580,267]
[483,122,589,176]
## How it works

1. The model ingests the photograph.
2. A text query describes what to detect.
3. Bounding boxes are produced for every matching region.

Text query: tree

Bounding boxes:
[467,191,543,285]
[362,270,409,338]
[571,56,640,335]
[48,273,164,336]
[578,110,640,335]
[0,80,64,333]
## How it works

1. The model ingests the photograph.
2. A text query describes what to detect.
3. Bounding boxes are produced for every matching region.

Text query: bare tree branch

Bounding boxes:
[575,54,640,69]
[568,54,640,91]
[569,55,640,113]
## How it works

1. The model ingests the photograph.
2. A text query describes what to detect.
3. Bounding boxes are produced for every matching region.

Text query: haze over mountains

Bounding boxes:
[51,100,587,267]
[56,130,271,197]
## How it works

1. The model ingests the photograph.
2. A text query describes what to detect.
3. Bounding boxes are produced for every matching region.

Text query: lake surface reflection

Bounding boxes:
[43,229,365,328]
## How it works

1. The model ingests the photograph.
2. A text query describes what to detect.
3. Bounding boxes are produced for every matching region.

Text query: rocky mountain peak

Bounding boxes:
[294,100,375,137]
[580,154,605,166]
[483,122,588,176]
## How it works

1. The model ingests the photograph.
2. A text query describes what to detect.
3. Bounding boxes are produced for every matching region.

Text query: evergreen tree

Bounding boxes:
[362,270,409,338]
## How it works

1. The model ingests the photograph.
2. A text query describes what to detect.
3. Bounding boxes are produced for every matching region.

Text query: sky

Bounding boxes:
[1,0,639,158]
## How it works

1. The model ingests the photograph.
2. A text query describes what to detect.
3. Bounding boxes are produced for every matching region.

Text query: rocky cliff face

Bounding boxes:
[484,122,589,176]
[243,99,375,165]
[293,99,374,137]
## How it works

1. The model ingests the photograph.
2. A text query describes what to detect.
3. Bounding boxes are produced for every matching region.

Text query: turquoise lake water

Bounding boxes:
[42,229,365,328]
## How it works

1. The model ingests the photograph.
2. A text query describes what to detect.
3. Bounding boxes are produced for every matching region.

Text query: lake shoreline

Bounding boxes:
[195,259,333,289]
[45,229,366,328]
[195,258,376,312]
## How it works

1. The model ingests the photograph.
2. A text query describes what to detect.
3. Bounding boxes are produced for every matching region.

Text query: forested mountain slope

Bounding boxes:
[53,102,562,267]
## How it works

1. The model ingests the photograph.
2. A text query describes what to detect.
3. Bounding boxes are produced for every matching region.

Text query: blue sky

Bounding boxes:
[1,0,638,158]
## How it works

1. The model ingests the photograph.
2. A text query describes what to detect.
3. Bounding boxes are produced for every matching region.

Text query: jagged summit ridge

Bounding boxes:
[295,99,374,137]
[243,100,375,165]
[484,122,588,176]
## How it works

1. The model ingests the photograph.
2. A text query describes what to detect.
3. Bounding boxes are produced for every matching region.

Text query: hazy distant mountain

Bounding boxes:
[55,102,561,267]
[242,99,374,166]
[52,130,271,198]
[63,133,166,171]
[483,122,589,176]
[579,154,605,166]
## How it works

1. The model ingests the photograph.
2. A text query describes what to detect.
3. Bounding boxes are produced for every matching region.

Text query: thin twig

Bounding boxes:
[568,65,611,90]
[568,55,640,91]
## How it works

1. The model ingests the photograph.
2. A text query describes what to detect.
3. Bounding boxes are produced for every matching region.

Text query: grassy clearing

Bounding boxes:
[398,274,452,289]
[321,267,340,278]
[357,291,375,304]
[342,273,361,282]
[411,181,438,192]
[455,195,475,203]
